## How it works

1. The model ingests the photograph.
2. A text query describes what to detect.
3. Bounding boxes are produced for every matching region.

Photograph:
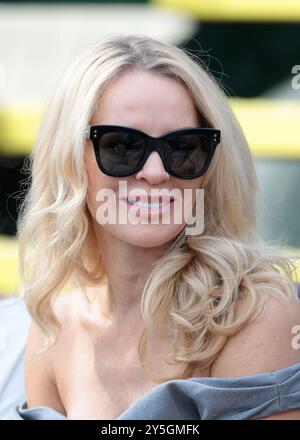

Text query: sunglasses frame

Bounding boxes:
[85,125,221,179]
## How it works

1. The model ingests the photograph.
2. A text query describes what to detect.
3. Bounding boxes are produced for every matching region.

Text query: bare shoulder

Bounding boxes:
[210,289,300,378]
[25,288,83,414]
[25,318,66,414]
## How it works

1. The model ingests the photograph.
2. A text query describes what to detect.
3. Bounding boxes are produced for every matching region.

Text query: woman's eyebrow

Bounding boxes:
[117,125,199,137]
[159,126,200,135]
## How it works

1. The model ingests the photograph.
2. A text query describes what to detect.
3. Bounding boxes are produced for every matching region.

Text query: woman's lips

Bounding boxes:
[124,197,174,216]
[127,195,175,204]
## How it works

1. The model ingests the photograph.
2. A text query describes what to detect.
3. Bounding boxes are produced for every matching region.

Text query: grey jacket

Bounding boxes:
[15,359,300,420]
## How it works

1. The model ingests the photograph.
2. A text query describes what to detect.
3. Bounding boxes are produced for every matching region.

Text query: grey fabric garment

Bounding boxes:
[0,296,31,420]
[14,359,300,420]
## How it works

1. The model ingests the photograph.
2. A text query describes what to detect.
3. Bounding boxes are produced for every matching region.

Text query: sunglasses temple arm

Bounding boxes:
[85,125,91,140]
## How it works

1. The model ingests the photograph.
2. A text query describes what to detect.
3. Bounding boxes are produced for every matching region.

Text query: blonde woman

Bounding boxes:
[16,34,300,420]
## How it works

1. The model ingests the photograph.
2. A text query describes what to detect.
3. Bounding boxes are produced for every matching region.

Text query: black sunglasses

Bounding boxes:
[85,125,221,179]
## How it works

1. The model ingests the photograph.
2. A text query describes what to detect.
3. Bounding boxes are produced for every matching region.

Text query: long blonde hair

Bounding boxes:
[17,34,298,382]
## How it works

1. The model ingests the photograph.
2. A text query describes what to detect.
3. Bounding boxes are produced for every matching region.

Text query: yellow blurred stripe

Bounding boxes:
[0,99,300,158]
[0,234,76,295]
[229,98,300,158]
[0,233,298,296]
[0,104,43,155]
[153,0,300,22]
[0,235,20,295]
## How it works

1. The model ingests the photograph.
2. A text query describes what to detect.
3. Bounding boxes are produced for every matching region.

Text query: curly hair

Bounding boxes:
[17,33,298,383]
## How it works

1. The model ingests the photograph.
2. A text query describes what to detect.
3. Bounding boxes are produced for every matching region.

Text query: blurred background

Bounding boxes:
[1,0,300,296]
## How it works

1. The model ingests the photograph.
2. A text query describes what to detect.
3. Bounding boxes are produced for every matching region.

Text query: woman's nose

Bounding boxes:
[135,151,170,184]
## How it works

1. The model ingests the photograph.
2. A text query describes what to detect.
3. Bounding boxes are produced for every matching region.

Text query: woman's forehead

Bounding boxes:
[91,71,200,132]
[94,70,197,111]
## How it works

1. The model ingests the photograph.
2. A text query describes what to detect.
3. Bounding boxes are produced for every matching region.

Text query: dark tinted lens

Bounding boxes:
[164,133,211,176]
[99,131,145,174]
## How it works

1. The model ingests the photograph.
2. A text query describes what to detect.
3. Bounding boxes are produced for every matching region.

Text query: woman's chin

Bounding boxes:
[110,223,185,248]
